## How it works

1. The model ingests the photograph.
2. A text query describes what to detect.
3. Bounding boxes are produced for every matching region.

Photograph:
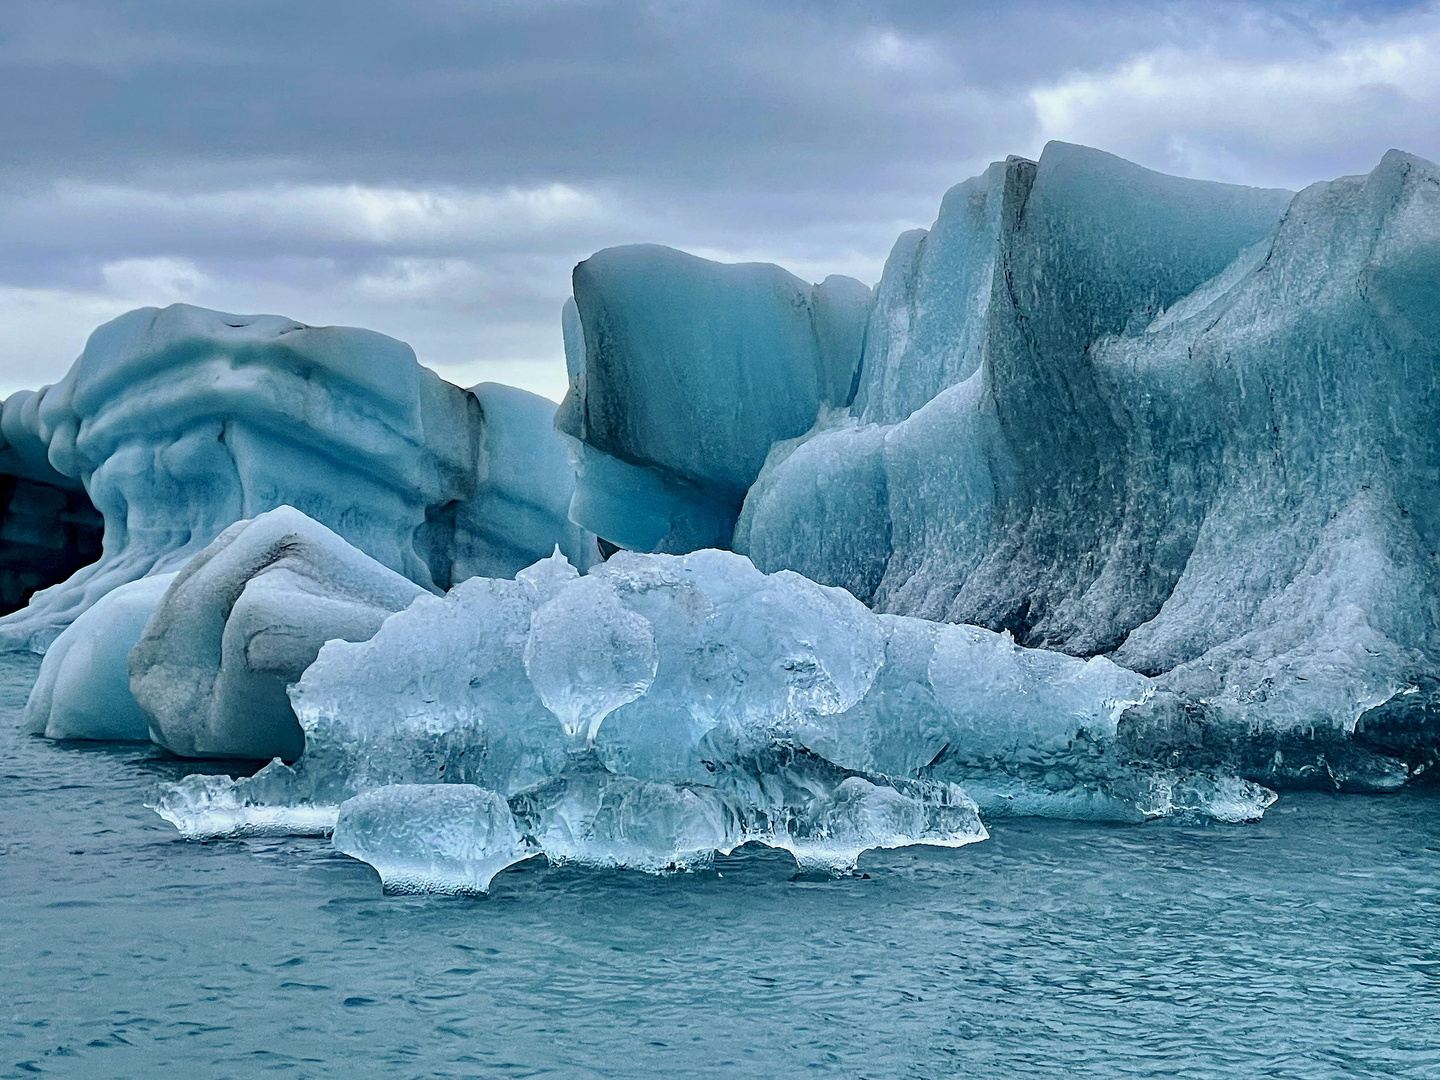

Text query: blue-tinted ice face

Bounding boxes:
[556,244,870,552]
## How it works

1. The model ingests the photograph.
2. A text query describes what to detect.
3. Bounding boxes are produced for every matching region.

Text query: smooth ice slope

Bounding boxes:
[152,548,1271,888]
[132,507,425,760]
[24,572,177,741]
[0,305,594,652]
[557,246,871,551]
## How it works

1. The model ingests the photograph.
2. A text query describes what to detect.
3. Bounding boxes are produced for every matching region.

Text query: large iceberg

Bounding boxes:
[564,143,1440,791]
[15,140,1440,897]
[0,304,594,652]
[152,545,1269,891]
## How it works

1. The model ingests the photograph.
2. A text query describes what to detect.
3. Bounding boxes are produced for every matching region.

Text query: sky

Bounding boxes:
[1,0,1437,401]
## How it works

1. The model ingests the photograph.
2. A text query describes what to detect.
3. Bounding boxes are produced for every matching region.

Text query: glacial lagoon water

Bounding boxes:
[4,651,1439,1080]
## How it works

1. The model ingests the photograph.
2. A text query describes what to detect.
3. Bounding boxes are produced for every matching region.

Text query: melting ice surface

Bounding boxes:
[153,548,1273,893]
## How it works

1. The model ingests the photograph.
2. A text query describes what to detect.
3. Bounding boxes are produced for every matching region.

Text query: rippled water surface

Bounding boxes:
[4,653,1440,1078]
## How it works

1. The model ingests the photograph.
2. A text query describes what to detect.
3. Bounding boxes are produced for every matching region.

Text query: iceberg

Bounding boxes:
[742,145,1440,789]
[20,140,1439,897]
[0,305,594,653]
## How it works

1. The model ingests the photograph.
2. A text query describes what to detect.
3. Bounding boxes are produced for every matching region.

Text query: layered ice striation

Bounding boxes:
[557,245,871,552]
[0,304,593,652]
[152,546,1270,890]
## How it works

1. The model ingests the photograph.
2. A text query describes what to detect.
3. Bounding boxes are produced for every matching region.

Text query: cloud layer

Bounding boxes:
[1,0,1436,398]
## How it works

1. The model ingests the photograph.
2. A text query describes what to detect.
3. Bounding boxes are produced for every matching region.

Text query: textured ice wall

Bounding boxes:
[0,305,593,652]
[557,245,871,552]
[152,547,1271,887]
[735,144,1440,784]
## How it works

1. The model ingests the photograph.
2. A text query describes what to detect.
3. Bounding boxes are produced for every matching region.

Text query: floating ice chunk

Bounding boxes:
[509,758,744,874]
[24,572,176,740]
[333,785,535,895]
[729,145,1440,785]
[769,775,983,875]
[328,750,986,894]
[149,761,340,839]
[132,506,425,760]
[154,548,1261,858]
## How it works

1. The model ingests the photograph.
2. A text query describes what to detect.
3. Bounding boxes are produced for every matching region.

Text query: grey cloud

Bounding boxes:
[0,0,1437,398]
